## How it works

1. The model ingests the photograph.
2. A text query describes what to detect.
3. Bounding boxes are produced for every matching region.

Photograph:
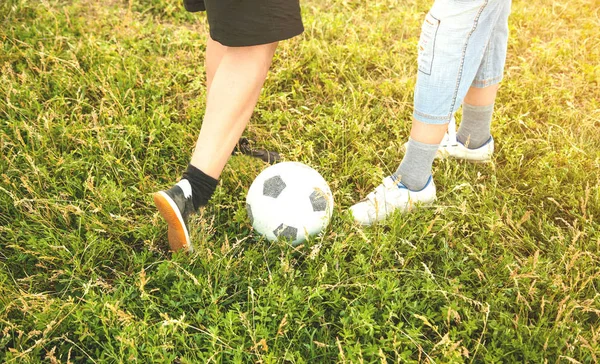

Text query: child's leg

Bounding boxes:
[351,0,510,225]
[458,0,511,149]
[397,0,511,189]
[457,85,499,148]
[394,119,447,191]
[464,84,499,106]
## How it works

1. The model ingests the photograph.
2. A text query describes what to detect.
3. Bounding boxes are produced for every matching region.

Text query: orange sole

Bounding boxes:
[153,192,191,252]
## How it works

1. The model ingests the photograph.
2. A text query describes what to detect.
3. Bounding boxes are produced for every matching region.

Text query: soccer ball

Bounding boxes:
[246,162,334,246]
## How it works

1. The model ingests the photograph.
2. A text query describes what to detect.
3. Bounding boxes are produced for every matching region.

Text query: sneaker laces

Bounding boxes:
[365,176,403,206]
[440,118,458,148]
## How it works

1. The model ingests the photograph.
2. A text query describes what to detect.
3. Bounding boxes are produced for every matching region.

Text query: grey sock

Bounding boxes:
[393,137,439,191]
[457,102,494,149]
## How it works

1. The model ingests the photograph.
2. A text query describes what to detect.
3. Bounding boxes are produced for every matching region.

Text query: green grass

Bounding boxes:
[1,0,599,362]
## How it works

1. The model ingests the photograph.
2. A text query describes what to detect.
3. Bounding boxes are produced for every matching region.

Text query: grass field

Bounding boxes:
[1,0,599,362]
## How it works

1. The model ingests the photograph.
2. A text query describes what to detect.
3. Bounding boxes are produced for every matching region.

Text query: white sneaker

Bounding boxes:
[437,135,494,163]
[350,175,436,226]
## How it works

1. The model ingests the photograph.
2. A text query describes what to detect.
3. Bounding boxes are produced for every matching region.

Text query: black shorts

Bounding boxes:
[182,0,304,47]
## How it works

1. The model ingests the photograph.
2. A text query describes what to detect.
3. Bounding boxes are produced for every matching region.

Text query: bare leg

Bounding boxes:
[410,118,448,145]
[205,36,227,94]
[464,84,499,106]
[153,41,278,252]
[190,42,278,179]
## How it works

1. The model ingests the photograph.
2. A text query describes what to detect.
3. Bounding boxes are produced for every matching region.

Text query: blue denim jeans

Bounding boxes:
[414,0,512,124]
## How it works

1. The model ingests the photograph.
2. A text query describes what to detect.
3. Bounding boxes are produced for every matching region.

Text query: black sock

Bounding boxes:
[182,164,218,211]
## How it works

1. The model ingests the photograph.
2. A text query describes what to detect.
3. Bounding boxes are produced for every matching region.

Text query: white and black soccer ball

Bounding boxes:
[246,162,334,246]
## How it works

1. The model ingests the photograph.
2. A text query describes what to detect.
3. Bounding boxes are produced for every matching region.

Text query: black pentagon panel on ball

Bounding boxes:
[246,203,254,225]
[263,175,286,198]
[309,188,328,212]
[273,223,298,241]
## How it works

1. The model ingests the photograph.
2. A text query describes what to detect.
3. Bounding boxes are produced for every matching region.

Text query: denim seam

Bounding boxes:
[472,75,503,88]
[448,0,489,120]
[476,1,506,87]
[414,109,451,121]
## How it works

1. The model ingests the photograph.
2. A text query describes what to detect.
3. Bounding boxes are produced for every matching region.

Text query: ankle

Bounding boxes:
[182,164,219,210]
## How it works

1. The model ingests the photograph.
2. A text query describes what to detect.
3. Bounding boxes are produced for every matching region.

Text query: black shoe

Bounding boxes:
[233,137,281,164]
[153,183,195,252]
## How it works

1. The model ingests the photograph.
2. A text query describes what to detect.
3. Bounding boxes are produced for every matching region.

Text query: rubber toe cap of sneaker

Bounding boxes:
[349,203,373,226]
